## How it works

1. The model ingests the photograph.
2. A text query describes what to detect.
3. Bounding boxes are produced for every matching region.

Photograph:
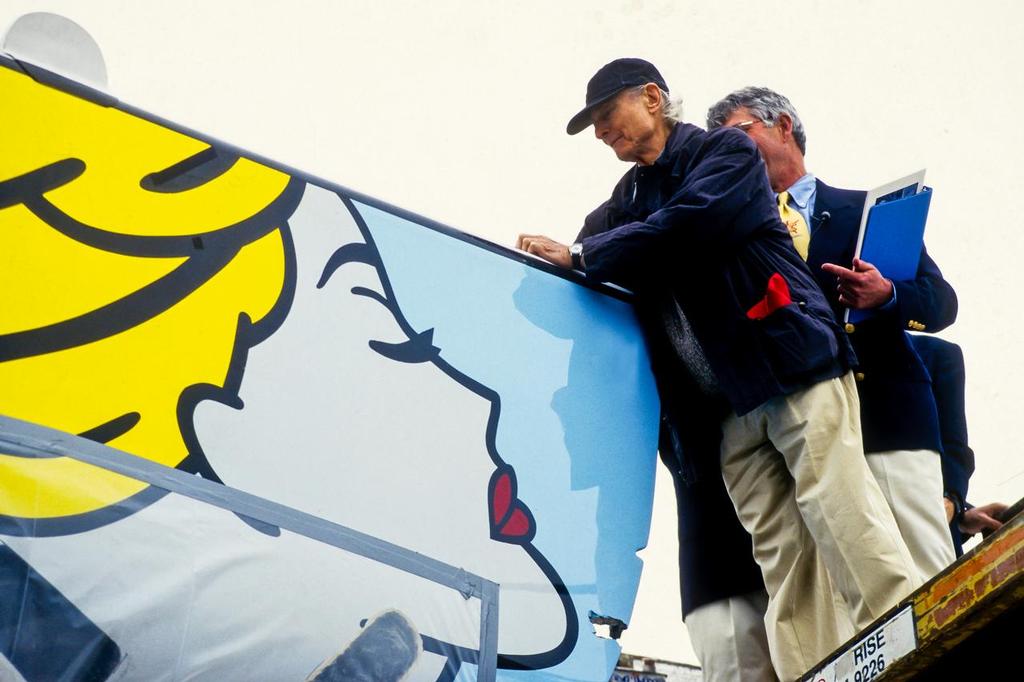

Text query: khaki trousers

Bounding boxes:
[866,450,956,582]
[686,590,778,682]
[720,372,920,681]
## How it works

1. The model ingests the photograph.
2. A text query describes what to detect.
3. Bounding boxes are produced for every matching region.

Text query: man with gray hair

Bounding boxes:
[707,84,959,649]
[519,59,922,681]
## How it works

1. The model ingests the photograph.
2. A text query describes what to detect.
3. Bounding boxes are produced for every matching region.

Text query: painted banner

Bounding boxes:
[0,54,660,681]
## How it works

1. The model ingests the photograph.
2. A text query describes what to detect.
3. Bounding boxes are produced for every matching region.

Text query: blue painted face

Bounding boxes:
[359,198,660,681]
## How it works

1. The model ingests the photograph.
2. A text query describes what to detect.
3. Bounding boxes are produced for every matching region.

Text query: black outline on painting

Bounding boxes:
[0,149,304,536]
[0,55,647,676]
[333,194,579,674]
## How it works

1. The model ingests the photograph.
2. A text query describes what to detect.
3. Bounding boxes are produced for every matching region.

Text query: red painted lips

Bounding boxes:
[489,467,535,543]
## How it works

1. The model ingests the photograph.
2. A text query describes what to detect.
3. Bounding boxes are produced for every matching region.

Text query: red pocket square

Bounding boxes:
[746,273,792,320]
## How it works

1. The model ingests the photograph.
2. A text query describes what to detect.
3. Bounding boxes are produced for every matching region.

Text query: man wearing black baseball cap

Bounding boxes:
[564,57,669,135]
[518,58,921,680]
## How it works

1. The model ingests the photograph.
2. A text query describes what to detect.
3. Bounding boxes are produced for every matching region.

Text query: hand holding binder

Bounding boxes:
[844,171,932,323]
[821,257,895,311]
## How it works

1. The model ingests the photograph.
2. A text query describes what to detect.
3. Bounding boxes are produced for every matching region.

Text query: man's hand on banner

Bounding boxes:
[516,234,571,269]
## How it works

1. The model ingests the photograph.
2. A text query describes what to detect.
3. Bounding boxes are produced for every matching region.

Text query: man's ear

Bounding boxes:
[777,113,794,140]
[643,83,663,113]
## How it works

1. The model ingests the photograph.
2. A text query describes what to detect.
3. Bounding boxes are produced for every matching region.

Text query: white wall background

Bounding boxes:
[4,0,1023,667]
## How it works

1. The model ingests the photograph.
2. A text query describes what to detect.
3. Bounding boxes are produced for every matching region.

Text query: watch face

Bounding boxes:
[570,244,583,268]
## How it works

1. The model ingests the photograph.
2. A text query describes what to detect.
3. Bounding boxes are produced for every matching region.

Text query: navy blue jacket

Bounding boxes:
[575,123,853,614]
[808,180,958,454]
[580,124,856,417]
[911,335,975,555]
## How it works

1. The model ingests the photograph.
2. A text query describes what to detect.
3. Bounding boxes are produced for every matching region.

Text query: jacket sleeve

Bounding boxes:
[576,199,614,242]
[912,336,974,504]
[580,128,771,287]
[888,245,958,332]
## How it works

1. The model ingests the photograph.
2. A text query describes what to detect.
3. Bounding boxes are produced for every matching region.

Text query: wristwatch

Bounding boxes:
[569,242,584,270]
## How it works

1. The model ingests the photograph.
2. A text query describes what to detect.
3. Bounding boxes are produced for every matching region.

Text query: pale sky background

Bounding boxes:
[4,0,1024,668]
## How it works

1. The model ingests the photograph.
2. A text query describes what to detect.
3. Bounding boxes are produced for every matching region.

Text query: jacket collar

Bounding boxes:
[651,122,704,178]
[814,178,864,213]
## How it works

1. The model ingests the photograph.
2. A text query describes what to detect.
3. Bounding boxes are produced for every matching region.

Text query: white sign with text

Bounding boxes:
[808,605,917,682]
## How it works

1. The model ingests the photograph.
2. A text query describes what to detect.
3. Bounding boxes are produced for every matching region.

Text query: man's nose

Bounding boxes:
[593,122,606,140]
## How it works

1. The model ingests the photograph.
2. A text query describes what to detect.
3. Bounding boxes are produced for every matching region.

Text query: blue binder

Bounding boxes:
[848,186,932,323]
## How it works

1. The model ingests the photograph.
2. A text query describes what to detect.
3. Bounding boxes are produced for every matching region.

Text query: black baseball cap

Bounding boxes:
[566,58,669,135]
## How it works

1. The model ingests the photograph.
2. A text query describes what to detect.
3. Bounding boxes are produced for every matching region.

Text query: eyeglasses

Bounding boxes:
[729,120,761,132]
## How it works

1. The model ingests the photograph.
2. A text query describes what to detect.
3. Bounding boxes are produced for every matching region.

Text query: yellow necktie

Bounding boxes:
[777,191,809,260]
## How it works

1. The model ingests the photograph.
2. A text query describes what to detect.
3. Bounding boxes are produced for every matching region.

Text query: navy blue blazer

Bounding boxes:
[807,180,958,454]
[911,335,975,555]
[661,417,764,617]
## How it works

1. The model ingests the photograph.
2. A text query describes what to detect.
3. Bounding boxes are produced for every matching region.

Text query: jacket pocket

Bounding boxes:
[755,302,839,380]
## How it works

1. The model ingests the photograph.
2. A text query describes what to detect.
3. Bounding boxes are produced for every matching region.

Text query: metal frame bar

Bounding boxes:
[0,415,499,680]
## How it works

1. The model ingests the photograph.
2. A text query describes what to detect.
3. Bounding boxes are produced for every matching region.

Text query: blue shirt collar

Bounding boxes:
[785,172,816,209]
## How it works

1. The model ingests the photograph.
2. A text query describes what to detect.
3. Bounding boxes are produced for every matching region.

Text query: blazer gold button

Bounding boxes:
[844,323,855,334]
[855,372,866,381]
